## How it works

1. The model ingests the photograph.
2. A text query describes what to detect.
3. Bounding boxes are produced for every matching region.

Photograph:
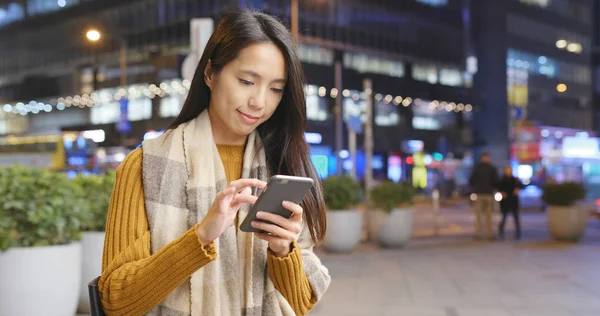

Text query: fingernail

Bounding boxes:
[251,221,258,227]
[282,201,290,206]
[256,211,264,218]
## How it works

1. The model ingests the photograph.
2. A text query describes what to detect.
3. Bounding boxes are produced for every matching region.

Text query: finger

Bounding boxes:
[230,179,267,191]
[282,201,303,218]
[256,211,300,233]
[253,232,282,244]
[234,194,258,205]
[239,186,252,195]
[251,221,296,240]
[256,211,287,227]
[230,194,258,210]
[216,186,236,200]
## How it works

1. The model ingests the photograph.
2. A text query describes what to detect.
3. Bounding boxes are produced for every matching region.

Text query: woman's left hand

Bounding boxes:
[251,201,303,258]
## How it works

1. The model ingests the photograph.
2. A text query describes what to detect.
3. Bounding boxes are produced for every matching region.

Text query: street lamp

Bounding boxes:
[86,29,101,42]
[84,28,127,87]
[290,0,298,42]
[84,28,130,146]
[556,83,567,93]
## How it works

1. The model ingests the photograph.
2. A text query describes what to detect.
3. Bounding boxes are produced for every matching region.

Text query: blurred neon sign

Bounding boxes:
[304,132,322,144]
[416,0,448,7]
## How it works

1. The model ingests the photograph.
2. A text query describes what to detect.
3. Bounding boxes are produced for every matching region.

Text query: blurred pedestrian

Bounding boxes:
[98,10,330,316]
[497,165,523,240]
[537,166,550,212]
[469,152,499,240]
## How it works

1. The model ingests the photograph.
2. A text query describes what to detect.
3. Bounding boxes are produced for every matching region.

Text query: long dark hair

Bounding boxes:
[168,10,326,243]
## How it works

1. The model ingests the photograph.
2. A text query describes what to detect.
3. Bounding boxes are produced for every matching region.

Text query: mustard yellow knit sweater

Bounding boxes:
[99,146,316,315]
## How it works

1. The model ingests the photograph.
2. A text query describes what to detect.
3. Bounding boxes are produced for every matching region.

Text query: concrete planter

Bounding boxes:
[370,208,414,247]
[547,205,590,242]
[78,231,105,313]
[0,242,82,316]
[324,210,363,253]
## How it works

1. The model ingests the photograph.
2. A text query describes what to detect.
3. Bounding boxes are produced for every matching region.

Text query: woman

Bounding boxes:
[99,10,330,316]
[497,165,523,240]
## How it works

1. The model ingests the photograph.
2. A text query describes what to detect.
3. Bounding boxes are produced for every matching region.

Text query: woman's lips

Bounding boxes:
[237,110,260,124]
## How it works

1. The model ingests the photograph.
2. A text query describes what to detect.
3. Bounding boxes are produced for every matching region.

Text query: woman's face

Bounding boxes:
[205,42,287,145]
[504,166,512,176]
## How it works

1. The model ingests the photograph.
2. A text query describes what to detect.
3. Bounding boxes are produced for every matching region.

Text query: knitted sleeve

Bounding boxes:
[98,148,217,315]
[267,242,318,315]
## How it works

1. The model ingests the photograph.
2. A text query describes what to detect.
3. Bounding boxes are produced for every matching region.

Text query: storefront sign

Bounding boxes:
[510,126,540,162]
[348,115,363,133]
[116,98,131,133]
[304,132,322,144]
[562,136,600,159]
[82,129,106,143]
[401,140,424,153]
[511,143,541,162]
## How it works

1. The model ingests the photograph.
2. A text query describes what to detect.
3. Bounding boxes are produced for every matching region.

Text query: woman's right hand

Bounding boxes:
[196,179,267,245]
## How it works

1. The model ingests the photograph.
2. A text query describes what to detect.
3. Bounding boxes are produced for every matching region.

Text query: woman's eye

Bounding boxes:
[271,87,284,93]
[239,79,254,85]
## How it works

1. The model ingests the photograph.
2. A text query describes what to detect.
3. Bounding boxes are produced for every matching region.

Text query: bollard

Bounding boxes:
[432,189,440,235]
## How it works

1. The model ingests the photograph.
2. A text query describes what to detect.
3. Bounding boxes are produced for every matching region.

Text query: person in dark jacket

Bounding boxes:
[497,165,524,240]
[469,152,499,240]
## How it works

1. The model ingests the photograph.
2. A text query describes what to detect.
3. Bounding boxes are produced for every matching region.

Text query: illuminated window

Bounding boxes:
[0,2,25,27]
[412,117,441,130]
[160,94,185,118]
[27,0,79,16]
[343,90,367,123]
[374,100,399,126]
[518,0,549,8]
[411,100,455,131]
[127,98,152,121]
[305,85,330,121]
[439,68,463,86]
[298,45,334,66]
[90,97,151,124]
[413,64,438,84]
[507,48,589,85]
[90,103,120,125]
[343,53,404,78]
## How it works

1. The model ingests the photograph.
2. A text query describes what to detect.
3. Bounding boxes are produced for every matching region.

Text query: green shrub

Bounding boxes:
[322,175,364,210]
[541,182,585,206]
[0,165,86,252]
[370,181,415,213]
[72,171,116,232]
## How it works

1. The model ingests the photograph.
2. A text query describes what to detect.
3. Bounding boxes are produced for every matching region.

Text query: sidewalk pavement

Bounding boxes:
[309,207,600,316]
[78,206,600,316]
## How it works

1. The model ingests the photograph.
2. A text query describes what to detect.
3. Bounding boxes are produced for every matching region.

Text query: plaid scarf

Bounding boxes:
[141,110,330,315]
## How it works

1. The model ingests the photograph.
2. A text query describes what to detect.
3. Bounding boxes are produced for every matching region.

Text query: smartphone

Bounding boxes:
[239,175,314,233]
